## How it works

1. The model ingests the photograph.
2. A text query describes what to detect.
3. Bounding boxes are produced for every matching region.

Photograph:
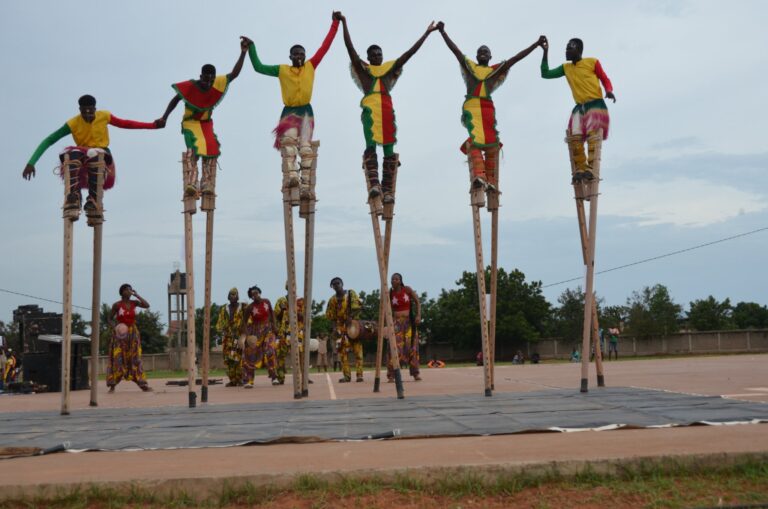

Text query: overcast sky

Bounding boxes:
[2,0,766,328]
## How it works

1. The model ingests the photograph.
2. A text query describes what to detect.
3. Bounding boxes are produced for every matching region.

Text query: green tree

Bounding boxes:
[71,313,88,336]
[310,299,332,337]
[422,267,549,350]
[732,302,768,329]
[687,296,733,331]
[601,305,628,330]
[195,304,222,350]
[135,309,168,354]
[358,290,381,321]
[624,284,682,338]
[550,287,585,343]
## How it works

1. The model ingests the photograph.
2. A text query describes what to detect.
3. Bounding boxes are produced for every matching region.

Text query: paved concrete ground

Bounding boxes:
[0,354,766,498]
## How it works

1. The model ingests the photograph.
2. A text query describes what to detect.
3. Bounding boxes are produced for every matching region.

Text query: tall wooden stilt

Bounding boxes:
[200,157,217,403]
[88,155,105,407]
[182,151,197,408]
[488,190,499,391]
[300,141,319,398]
[373,217,392,393]
[471,192,493,397]
[569,131,603,393]
[60,154,78,416]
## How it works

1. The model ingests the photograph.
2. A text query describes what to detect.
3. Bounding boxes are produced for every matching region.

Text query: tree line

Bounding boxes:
[2,267,766,354]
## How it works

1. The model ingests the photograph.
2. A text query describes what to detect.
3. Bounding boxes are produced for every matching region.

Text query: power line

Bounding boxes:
[0,287,91,311]
[542,226,768,289]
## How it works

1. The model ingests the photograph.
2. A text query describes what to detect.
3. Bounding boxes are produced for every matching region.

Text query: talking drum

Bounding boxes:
[346,320,377,341]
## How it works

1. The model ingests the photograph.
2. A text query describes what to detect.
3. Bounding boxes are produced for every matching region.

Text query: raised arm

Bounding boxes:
[308,12,341,68]
[495,36,547,75]
[339,14,365,75]
[228,37,251,82]
[437,22,464,65]
[131,289,150,309]
[540,36,565,79]
[407,287,422,324]
[23,123,71,180]
[246,39,280,77]
[393,21,438,71]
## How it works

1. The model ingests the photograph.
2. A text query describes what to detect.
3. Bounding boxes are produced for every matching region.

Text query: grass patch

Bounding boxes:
[2,455,767,508]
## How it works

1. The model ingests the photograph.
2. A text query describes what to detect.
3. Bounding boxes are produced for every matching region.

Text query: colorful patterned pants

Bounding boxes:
[387,314,420,379]
[222,336,243,385]
[339,337,364,380]
[107,323,148,389]
[242,322,278,385]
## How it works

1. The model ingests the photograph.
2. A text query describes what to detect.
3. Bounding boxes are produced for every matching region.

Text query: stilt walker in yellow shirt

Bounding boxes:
[23,95,162,414]
[245,12,340,398]
[540,36,616,392]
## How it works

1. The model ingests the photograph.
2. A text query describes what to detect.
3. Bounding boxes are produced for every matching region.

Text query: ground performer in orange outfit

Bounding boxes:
[22,95,162,214]
[437,23,545,191]
[340,14,438,204]
[540,36,615,183]
[388,273,422,382]
[159,38,249,197]
[245,12,340,198]
[107,284,152,392]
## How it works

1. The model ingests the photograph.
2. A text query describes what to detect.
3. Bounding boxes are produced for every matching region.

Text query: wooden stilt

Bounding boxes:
[471,195,493,397]
[282,194,302,399]
[300,141,319,398]
[200,157,217,403]
[88,155,105,407]
[60,154,78,416]
[487,190,499,391]
[570,131,603,393]
[373,217,392,393]
[182,151,197,408]
[368,205,403,399]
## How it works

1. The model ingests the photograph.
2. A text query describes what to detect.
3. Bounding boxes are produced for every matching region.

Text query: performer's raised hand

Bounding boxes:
[153,118,166,129]
[436,21,445,33]
[22,164,35,180]
[540,36,548,51]
[332,11,342,21]
[606,91,616,103]
[426,21,438,33]
[240,36,253,51]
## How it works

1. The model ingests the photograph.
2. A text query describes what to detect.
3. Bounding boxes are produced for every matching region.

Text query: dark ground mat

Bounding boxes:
[0,387,765,453]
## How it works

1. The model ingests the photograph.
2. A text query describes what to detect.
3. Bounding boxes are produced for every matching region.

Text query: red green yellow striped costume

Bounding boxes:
[172,75,230,158]
[357,60,400,148]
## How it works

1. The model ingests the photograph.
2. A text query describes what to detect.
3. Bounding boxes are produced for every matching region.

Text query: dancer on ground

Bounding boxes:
[539,36,615,183]
[22,95,162,215]
[437,23,545,191]
[216,288,244,386]
[245,12,340,198]
[316,333,329,373]
[107,284,151,392]
[241,286,279,388]
[274,288,311,385]
[159,37,250,196]
[339,13,438,203]
[388,273,422,382]
[325,277,363,383]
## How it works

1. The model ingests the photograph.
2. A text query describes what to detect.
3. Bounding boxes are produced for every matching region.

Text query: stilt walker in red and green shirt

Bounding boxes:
[540,36,615,183]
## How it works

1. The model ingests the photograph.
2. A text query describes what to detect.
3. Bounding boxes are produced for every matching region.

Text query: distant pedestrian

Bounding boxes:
[316,334,329,373]
[608,327,620,360]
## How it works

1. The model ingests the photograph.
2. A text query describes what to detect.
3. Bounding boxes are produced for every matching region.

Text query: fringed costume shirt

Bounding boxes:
[353,60,401,147]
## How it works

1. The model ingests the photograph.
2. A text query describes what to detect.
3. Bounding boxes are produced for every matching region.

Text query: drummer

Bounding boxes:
[325,277,363,383]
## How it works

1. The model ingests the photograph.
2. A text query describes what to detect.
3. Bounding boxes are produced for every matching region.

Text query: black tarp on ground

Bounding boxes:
[0,387,765,452]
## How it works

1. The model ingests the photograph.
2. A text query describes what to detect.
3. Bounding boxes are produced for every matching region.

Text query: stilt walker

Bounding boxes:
[245,12,340,398]
[160,40,249,406]
[22,95,162,413]
[540,36,616,392]
[339,14,437,394]
[438,23,545,396]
